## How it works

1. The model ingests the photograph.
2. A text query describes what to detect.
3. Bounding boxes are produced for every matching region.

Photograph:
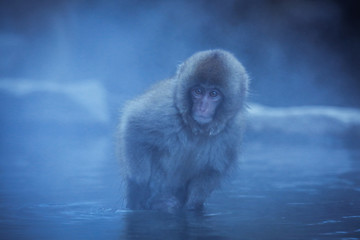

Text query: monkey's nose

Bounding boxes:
[199,101,209,113]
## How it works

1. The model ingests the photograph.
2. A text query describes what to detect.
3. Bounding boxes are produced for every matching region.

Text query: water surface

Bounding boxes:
[1,130,359,240]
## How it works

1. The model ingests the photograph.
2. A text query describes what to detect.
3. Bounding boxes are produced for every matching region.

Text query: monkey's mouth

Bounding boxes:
[192,114,212,124]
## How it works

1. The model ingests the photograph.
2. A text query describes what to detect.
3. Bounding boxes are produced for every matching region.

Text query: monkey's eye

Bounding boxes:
[192,87,204,97]
[209,90,219,98]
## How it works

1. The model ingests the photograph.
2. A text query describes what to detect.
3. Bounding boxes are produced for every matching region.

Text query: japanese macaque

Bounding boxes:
[118,49,249,211]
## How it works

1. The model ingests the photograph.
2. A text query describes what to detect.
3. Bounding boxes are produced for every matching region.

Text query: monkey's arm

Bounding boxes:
[185,136,240,210]
[126,143,180,210]
[185,169,222,210]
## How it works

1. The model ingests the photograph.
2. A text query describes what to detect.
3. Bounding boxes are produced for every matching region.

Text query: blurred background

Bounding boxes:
[1,0,359,108]
[1,1,360,239]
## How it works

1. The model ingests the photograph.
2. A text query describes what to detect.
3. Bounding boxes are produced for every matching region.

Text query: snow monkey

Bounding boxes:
[118,49,249,211]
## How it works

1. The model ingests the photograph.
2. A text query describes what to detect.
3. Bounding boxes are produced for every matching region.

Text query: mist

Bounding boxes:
[1,0,359,107]
[1,1,360,239]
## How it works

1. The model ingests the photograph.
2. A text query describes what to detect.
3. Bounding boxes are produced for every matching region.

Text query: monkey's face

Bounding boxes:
[190,85,223,124]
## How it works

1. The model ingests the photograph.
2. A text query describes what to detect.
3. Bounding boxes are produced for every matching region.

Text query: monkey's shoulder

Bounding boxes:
[120,79,180,134]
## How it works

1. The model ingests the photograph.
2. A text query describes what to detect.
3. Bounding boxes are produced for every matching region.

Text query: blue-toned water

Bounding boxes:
[1,127,359,239]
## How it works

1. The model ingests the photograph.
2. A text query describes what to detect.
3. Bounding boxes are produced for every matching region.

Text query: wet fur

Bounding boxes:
[118,49,249,210]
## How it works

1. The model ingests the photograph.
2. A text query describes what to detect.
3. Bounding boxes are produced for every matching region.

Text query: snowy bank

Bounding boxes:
[247,103,360,137]
[0,79,109,124]
[1,80,359,140]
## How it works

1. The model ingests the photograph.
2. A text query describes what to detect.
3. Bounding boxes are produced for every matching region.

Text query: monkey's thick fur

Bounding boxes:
[118,49,249,211]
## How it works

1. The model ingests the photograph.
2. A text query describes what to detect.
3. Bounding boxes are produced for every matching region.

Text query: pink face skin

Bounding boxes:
[190,85,223,124]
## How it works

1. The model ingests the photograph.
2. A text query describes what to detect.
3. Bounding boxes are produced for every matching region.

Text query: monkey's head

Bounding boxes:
[175,49,249,136]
